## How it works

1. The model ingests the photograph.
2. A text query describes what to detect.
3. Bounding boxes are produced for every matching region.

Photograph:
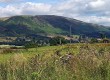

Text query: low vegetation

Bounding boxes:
[0,43,110,80]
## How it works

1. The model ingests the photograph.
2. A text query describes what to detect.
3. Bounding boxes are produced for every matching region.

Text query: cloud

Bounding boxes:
[21,2,52,15]
[0,0,12,2]
[0,0,22,2]
[0,2,52,17]
[52,0,110,26]
[89,0,105,8]
[0,5,21,16]
[0,0,110,26]
[74,16,110,26]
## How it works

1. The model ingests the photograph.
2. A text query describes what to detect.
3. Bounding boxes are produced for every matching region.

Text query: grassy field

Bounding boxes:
[1,43,110,80]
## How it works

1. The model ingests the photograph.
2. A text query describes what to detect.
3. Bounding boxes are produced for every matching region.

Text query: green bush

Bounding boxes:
[90,38,98,43]
[24,42,38,48]
[49,36,67,46]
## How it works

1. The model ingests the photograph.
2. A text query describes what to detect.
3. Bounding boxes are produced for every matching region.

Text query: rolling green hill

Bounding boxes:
[0,15,110,37]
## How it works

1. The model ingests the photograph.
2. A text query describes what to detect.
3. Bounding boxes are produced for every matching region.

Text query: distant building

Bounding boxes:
[15,37,31,42]
[102,39,109,43]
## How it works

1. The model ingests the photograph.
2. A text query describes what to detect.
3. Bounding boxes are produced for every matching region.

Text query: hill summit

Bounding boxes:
[0,15,110,37]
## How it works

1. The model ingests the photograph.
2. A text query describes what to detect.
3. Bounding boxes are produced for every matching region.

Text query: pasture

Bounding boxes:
[0,43,110,80]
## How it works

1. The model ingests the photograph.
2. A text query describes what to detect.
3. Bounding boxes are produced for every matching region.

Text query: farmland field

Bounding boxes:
[1,43,110,80]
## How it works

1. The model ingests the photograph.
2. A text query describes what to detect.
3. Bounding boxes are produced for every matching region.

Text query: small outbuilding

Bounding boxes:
[102,39,109,43]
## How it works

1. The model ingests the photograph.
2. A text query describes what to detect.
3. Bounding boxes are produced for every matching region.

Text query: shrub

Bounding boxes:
[49,36,67,46]
[90,38,98,43]
[24,42,38,48]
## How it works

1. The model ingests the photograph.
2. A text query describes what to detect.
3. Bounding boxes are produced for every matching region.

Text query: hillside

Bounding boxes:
[0,15,110,37]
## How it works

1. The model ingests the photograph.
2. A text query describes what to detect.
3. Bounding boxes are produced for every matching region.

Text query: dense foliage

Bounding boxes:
[49,36,68,45]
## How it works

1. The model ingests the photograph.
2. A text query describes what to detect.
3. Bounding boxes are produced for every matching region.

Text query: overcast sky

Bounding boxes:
[0,0,110,26]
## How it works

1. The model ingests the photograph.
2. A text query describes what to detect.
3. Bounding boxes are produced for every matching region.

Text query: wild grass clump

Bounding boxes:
[0,48,25,54]
[0,44,110,80]
[2,49,14,54]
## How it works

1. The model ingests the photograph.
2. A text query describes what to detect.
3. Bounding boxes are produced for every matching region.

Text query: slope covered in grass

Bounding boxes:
[0,15,110,37]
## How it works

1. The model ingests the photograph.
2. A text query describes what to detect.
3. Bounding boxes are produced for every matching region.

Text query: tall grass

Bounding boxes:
[0,44,110,80]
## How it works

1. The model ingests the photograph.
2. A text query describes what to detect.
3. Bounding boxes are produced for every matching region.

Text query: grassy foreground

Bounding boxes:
[1,43,110,80]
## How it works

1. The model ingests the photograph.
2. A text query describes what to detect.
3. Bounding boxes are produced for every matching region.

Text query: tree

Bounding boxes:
[49,36,67,46]
[90,38,98,43]
[24,42,38,48]
[100,33,106,39]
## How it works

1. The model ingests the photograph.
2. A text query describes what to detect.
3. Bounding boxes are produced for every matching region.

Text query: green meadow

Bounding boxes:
[1,43,110,80]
